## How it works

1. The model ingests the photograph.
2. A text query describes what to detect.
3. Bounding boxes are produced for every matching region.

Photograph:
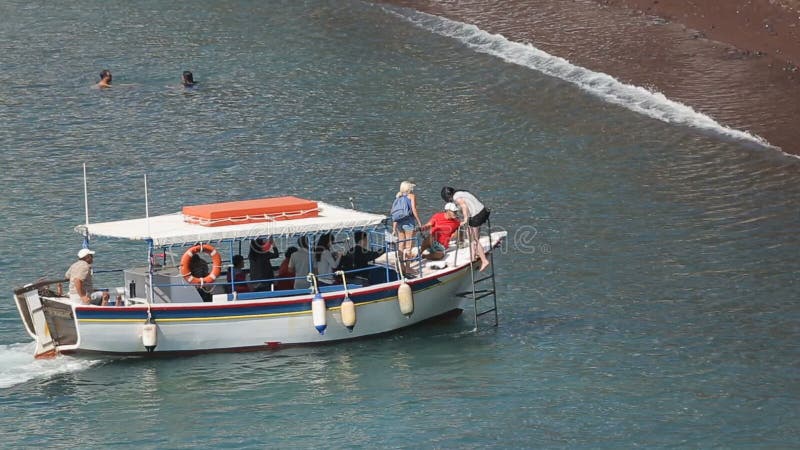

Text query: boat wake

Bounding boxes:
[0,342,97,389]
[383,6,775,151]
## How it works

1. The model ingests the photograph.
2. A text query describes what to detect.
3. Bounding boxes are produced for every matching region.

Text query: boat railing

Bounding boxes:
[13,278,69,297]
[150,263,390,301]
[368,229,422,278]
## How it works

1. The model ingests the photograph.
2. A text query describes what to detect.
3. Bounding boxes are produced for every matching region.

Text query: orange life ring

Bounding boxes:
[180,244,222,285]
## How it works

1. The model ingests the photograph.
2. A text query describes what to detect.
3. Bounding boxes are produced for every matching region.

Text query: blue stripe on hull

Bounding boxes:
[76,274,446,321]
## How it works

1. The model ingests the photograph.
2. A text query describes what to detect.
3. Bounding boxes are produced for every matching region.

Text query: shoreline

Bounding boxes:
[378,0,800,156]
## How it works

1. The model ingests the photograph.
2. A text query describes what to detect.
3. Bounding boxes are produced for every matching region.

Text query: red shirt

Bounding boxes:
[428,212,460,247]
[226,269,251,293]
[275,258,295,290]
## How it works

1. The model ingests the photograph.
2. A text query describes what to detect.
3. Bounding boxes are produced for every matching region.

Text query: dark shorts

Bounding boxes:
[395,216,416,232]
[468,208,490,227]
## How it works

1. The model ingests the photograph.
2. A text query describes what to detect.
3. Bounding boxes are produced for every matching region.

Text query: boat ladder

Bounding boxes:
[456,217,499,330]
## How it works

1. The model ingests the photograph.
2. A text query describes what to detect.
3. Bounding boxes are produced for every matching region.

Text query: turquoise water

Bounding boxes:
[2,1,799,447]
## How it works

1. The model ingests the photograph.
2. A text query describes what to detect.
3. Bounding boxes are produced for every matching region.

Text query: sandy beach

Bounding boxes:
[599,0,800,67]
[379,0,800,156]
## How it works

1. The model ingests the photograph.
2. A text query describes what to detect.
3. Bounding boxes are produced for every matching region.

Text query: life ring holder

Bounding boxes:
[180,244,222,285]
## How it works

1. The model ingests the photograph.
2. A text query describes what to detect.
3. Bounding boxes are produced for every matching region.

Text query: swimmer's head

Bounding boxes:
[182,70,195,86]
[99,69,112,82]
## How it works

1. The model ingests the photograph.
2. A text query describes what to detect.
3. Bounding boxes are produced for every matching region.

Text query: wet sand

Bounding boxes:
[378,0,800,156]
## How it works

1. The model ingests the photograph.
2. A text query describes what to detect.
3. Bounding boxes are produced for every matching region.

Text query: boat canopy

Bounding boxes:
[75,202,388,247]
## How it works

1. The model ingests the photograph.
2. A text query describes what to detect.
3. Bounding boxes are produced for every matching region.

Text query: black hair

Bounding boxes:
[99,69,111,80]
[354,230,366,242]
[232,254,245,266]
[315,234,333,262]
[441,186,455,202]
[285,246,298,259]
[182,70,195,85]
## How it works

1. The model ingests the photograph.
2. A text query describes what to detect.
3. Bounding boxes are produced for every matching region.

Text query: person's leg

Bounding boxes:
[469,226,490,271]
[398,230,417,275]
[419,235,432,254]
[425,250,445,260]
[89,291,110,306]
[397,230,407,257]
[423,240,445,260]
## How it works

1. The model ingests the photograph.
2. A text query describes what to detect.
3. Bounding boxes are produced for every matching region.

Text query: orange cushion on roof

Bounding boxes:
[182,196,319,227]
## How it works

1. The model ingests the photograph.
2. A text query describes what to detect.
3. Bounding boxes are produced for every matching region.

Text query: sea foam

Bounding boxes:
[0,342,97,389]
[386,7,774,150]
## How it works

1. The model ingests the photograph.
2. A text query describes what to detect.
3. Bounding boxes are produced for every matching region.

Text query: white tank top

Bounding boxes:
[453,191,484,218]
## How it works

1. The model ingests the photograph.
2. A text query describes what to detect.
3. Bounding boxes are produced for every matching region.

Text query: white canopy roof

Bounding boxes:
[76,202,388,247]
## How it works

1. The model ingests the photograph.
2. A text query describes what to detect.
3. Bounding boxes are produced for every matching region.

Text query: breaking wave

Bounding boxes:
[385,7,774,150]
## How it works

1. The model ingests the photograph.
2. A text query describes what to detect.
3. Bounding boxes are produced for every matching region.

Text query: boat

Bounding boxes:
[13,193,505,358]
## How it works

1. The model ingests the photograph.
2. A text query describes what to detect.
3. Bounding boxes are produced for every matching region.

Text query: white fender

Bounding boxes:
[341,295,356,331]
[312,293,327,334]
[398,282,413,317]
[142,322,157,352]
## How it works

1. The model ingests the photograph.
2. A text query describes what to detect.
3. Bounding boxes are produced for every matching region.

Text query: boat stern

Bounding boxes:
[13,280,78,358]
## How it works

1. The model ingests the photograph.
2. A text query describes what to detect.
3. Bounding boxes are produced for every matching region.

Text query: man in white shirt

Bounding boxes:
[65,248,110,305]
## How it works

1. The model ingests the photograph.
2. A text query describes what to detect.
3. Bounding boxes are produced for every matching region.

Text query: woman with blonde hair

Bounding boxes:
[390,180,422,274]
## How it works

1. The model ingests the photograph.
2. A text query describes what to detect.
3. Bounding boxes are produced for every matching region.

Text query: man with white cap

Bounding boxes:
[417,202,462,261]
[65,248,109,305]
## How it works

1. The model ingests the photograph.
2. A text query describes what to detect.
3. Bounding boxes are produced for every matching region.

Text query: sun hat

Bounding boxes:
[78,248,96,259]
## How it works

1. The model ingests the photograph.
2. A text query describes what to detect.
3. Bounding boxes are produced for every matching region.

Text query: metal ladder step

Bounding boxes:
[476,307,497,317]
[473,290,495,301]
[473,275,494,284]
[468,216,499,330]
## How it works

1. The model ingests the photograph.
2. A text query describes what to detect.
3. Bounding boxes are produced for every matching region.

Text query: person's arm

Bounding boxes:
[73,278,91,304]
[327,250,342,267]
[366,248,383,260]
[419,216,434,232]
[456,198,469,227]
[409,193,422,227]
[266,238,280,258]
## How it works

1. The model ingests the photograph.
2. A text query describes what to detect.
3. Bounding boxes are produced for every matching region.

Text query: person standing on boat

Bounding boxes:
[97,69,112,88]
[65,248,110,305]
[248,237,279,291]
[441,186,490,271]
[417,202,461,261]
[391,181,422,273]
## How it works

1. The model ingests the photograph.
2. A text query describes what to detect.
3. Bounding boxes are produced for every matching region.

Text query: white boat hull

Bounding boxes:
[14,232,504,357]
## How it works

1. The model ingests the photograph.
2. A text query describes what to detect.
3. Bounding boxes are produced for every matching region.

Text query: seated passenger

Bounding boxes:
[226,255,250,293]
[314,233,342,286]
[189,253,212,302]
[343,231,384,271]
[275,246,298,290]
[418,202,461,260]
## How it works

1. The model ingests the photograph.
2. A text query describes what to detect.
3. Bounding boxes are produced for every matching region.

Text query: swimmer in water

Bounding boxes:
[97,69,112,88]
[182,70,196,87]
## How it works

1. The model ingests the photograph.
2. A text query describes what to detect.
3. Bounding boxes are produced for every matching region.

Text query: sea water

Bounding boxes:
[1,1,799,447]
